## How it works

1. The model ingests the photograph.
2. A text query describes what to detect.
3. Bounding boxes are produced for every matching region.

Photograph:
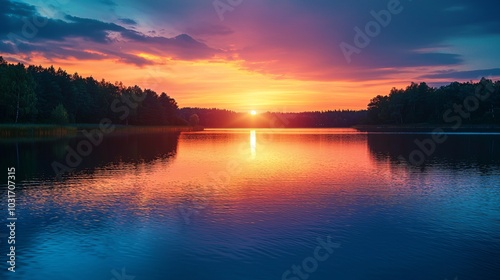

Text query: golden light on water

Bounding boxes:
[250,130,257,158]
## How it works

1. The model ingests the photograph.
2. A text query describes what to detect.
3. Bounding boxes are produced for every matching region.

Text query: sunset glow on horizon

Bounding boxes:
[1,0,500,112]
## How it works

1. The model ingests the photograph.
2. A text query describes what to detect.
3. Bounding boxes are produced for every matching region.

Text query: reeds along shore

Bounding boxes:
[0,125,77,138]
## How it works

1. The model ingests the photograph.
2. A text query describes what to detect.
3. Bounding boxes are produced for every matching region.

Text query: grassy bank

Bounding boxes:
[102,125,203,135]
[0,124,78,138]
[354,124,500,133]
[0,124,202,138]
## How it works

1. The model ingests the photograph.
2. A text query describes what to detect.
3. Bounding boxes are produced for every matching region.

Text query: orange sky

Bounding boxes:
[22,55,419,112]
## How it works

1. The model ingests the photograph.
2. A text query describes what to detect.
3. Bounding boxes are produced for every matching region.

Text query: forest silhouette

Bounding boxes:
[1,57,499,128]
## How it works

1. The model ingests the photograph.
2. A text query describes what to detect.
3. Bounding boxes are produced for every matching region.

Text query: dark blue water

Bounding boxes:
[1,129,499,279]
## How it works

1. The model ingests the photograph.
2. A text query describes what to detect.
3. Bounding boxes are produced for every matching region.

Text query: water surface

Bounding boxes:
[1,129,499,280]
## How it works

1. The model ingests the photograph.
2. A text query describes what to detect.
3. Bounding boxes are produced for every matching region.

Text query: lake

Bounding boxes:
[1,128,499,280]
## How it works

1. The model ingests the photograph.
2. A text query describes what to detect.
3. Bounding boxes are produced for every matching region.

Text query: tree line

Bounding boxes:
[0,57,186,125]
[2,57,499,127]
[179,108,366,128]
[182,79,500,128]
[367,79,500,125]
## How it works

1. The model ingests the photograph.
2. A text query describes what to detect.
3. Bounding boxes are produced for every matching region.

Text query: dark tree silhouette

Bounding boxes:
[3,57,498,128]
[0,57,184,126]
[0,59,37,123]
[366,79,500,125]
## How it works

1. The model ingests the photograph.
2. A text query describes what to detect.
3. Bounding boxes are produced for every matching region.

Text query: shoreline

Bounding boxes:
[353,124,500,133]
[0,124,203,138]
[2,123,499,138]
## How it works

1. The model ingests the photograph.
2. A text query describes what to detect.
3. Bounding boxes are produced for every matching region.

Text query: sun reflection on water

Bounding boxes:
[250,130,257,158]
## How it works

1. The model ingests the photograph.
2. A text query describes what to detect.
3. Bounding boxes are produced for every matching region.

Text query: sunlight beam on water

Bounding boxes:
[250,130,257,158]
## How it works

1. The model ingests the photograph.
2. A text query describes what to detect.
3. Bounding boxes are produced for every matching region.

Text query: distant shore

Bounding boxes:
[353,124,500,133]
[0,124,203,138]
[3,124,499,138]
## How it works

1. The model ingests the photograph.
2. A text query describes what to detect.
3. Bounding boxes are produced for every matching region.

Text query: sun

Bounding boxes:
[250,110,257,115]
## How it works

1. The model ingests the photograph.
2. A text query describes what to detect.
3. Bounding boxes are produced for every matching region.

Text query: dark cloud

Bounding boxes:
[0,0,220,66]
[355,48,464,68]
[2,0,500,81]
[418,68,500,80]
[0,0,37,17]
[118,18,137,25]
[217,0,500,81]
[399,52,463,67]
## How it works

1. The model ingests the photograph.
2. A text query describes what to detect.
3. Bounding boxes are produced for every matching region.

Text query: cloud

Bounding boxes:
[0,0,221,66]
[118,18,137,25]
[3,0,500,81]
[1,0,37,17]
[418,68,500,80]
[195,0,500,81]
